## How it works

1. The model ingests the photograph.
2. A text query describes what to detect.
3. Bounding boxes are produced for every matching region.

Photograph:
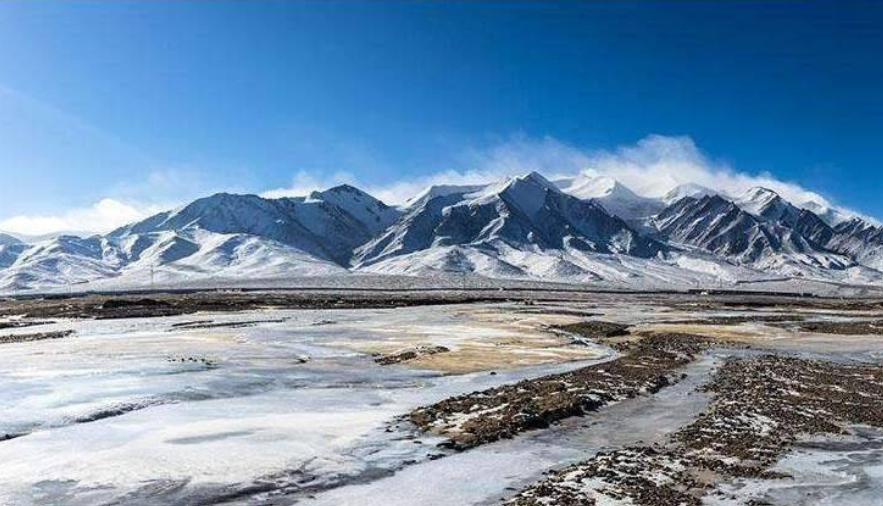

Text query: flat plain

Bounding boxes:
[2,289,883,505]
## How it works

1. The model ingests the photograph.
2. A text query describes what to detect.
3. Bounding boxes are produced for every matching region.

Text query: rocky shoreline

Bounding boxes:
[374,345,451,366]
[798,319,883,335]
[504,354,883,505]
[410,331,717,450]
[0,329,74,345]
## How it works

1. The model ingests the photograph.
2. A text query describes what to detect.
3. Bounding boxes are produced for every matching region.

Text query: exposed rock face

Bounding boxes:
[655,194,850,269]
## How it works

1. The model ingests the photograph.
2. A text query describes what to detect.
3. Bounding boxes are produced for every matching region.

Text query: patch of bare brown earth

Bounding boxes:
[374,345,451,365]
[799,319,883,335]
[0,330,74,344]
[556,321,631,339]
[505,355,883,505]
[168,317,290,330]
[664,314,805,325]
[0,292,503,320]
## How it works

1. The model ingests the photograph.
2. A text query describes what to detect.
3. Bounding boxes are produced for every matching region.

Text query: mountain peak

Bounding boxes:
[663,183,718,204]
[740,186,781,203]
[182,192,265,211]
[323,183,361,193]
[313,184,379,202]
[736,186,802,226]
[403,184,487,210]
[563,175,635,200]
[512,171,556,188]
[310,183,400,233]
[309,183,386,207]
[486,171,561,218]
[558,175,664,219]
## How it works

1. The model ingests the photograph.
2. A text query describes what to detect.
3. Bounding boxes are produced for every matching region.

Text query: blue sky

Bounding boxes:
[0,1,881,233]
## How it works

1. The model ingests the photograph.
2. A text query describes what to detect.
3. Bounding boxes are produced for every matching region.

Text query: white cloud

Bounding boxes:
[260,170,358,199]
[0,198,158,237]
[580,134,827,204]
[0,166,252,237]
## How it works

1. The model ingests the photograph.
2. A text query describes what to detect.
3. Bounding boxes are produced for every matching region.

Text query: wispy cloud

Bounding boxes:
[263,134,856,217]
[0,198,155,237]
[0,166,248,237]
[580,134,833,205]
[260,170,359,199]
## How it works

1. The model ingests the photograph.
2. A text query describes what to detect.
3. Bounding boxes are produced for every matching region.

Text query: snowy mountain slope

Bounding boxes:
[462,172,663,254]
[792,208,836,247]
[0,234,26,270]
[0,187,394,291]
[357,172,664,271]
[729,187,883,272]
[0,235,120,291]
[110,189,390,265]
[354,186,482,266]
[0,242,27,270]
[113,231,201,266]
[358,239,774,289]
[401,184,487,210]
[736,187,803,226]
[308,184,401,234]
[0,233,21,247]
[119,231,346,284]
[655,195,851,272]
[109,185,401,264]
[557,175,665,219]
[799,200,869,226]
[3,171,883,293]
[110,193,326,259]
[825,218,883,271]
[831,218,883,253]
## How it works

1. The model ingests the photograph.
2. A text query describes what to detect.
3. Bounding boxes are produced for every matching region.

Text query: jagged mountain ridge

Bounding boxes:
[654,194,851,271]
[2,173,882,292]
[736,187,804,227]
[354,173,664,280]
[110,185,400,265]
[827,218,883,271]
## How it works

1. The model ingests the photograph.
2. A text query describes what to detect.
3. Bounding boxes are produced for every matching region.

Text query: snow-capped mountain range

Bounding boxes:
[3,172,883,292]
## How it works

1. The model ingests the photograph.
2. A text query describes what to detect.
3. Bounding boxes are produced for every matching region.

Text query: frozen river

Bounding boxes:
[0,304,613,505]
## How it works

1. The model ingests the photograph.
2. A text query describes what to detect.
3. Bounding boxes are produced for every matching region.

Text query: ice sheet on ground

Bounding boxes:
[0,304,610,505]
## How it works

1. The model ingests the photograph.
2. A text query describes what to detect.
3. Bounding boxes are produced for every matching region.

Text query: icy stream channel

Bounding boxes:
[0,304,613,506]
[709,426,883,506]
[301,352,722,506]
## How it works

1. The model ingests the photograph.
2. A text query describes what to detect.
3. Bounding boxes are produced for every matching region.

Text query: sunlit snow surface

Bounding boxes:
[0,304,613,505]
